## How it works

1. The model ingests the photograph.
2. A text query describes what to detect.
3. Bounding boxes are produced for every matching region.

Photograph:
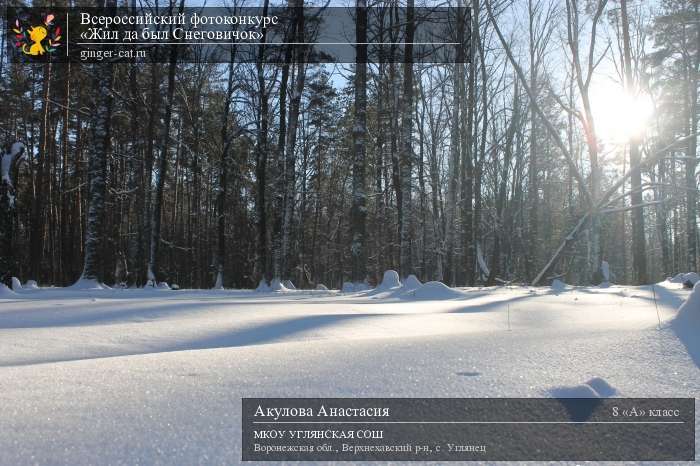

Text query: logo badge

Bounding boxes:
[12,13,61,57]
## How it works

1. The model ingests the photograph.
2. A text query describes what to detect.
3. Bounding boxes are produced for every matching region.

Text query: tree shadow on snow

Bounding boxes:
[0,312,388,367]
[164,313,382,352]
[447,292,544,314]
[0,292,447,329]
[0,300,252,329]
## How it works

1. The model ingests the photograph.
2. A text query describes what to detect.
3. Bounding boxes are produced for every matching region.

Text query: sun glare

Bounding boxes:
[588,82,654,144]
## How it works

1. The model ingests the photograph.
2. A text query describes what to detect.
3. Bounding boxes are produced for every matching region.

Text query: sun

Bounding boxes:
[588,81,654,144]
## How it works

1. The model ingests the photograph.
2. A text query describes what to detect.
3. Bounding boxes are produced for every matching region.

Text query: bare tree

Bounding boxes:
[351,0,368,284]
[147,0,185,286]
[79,0,116,285]
[398,0,415,278]
[620,0,648,284]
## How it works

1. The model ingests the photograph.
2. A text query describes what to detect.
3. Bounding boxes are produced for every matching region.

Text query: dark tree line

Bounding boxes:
[0,0,698,290]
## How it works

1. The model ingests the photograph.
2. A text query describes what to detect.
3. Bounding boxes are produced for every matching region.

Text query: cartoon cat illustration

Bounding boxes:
[23,25,47,56]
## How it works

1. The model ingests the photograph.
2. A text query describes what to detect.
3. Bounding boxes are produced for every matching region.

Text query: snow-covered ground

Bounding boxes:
[0,280,698,464]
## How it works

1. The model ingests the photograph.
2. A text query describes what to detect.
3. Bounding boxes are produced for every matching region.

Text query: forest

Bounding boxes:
[0,0,698,290]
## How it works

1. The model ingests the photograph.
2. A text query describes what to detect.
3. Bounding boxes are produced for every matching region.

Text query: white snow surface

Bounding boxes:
[0,281,698,464]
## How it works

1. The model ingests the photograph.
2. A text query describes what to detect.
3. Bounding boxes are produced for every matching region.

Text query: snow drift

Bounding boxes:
[365,270,402,297]
[11,277,22,290]
[69,278,109,291]
[363,272,466,301]
[669,272,699,287]
[0,283,17,297]
[402,274,422,292]
[403,281,465,300]
[671,281,700,368]
[282,280,296,290]
[549,377,618,398]
[255,279,271,292]
[551,279,569,293]
[341,282,355,293]
[378,270,401,290]
[675,281,700,319]
[269,278,289,292]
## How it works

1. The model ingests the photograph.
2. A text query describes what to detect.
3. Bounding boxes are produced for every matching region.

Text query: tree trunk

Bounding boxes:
[215,50,237,289]
[398,0,415,279]
[147,0,184,285]
[282,1,307,280]
[271,21,292,284]
[30,62,51,282]
[351,0,368,283]
[255,0,271,285]
[461,2,474,285]
[80,1,116,283]
[526,0,539,282]
[621,0,647,284]
[447,53,462,284]
[685,0,699,272]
